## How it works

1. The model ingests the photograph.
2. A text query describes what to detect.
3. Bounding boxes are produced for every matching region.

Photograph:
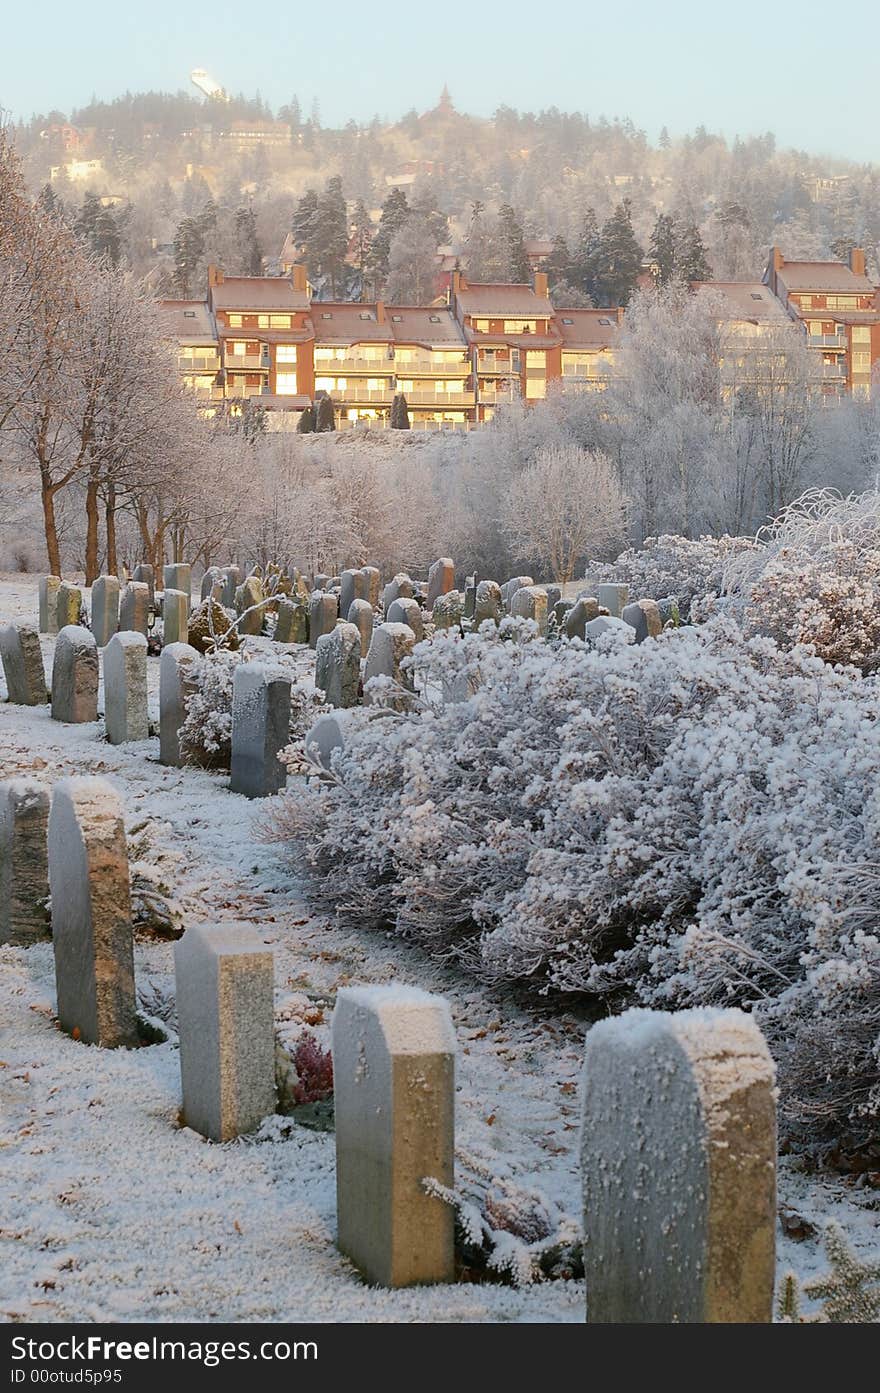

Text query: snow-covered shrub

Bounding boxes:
[179,649,242,770]
[587,533,756,621]
[263,617,880,1152]
[779,1224,880,1323]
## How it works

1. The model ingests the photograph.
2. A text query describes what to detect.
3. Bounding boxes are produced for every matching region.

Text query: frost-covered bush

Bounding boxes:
[179,649,242,769]
[587,533,756,621]
[263,618,880,1152]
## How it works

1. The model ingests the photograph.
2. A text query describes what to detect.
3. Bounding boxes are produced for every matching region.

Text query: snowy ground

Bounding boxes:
[1,573,878,1322]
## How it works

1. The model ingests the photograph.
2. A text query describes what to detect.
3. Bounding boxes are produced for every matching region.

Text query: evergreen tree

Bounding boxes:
[498,203,531,282]
[367,188,409,285]
[649,212,678,286]
[545,234,572,293]
[675,219,712,283]
[391,393,410,429]
[313,175,349,295]
[571,207,600,300]
[172,215,205,295]
[292,188,319,255]
[37,183,65,221]
[592,200,644,307]
[234,207,263,276]
[351,198,373,296]
[297,404,315,434]
[659,126,672,150]
[315,393,336,432]
[75,193,124,264]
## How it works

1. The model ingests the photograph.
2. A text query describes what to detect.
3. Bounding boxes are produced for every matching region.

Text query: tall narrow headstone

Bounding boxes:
[473,580,502,626]
[315,622,361,708]
[159,641,200,767]
[229,662,291,798]
[132,563,155,605]
[55,582,82,631]
[174,923,276,1142]
[39,576,61,635]
[333,985,456,1289]
[48,777,138,1048]
[0,780,51,945]
[340,568,367,618]
[103,631,149,744]
[162,588,189,646]
[118,581,150,636]
[596,582,629,618]
[200,566,223,601]
[347,598,374,657]
[163,564,192,612]
[426,557,455,610]
[0,623,47,705]
[581,1007,776,1324]
[360,566,381,608]
[363,623,415,702]
[90,574,120,647]
[275,597,309,644]
[308,591,337,650]
[235,575,267,635]
[51,626,98,723]
[221,565,243,608]
[386,596,424,641]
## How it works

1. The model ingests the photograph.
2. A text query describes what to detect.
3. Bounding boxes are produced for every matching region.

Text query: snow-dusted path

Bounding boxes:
[0,576,876,1321]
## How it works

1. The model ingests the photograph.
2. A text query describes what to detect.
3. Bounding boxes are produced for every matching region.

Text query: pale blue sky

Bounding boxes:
[1,0,876,162]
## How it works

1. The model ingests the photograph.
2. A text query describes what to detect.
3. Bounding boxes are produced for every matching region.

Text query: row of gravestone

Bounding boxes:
[0,774,777,1317]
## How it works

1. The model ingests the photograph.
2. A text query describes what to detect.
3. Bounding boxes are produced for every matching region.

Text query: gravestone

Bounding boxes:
[132,563,155,604]
[360,566,381,608]
[103,631,149,744]
[432,591,464,631]
[510,584,549,635]
[584,615,633,644]
[596,582,629,618]
[333,985,456,1289]
[381,574,414,611]
[0,623,47,705]
[200,566,224,602]
[544,584,562,613]
[565,596,600,641]
[56,582,82,631]
[162,588,189,646]
[340,568,368,618]
[581,1007,776,1324]
[39,576,61,635]
[236,574,267,635]
[364,623,415,702]
[159,641,200,767]
[501,575,534,612]
[347,598,373,657]
[174,922,276,1143]
[275,597,309,644]
[221,565,242,608]
[0,780,51,945]
[51,626,98,723]
[313,572,330,593]
[163,564,191,612]
[386,596,424,642]
[49,777,138,1048]
[308,591,337,650]
[426,557,455,611]
[463,576,477,620]
[315,622,361,709]
[229,662,291,798]
[303,713,346,772]
[90,575,120,647]
[473,580,502,626]
[118,581,150,636]
[622,599,664,644]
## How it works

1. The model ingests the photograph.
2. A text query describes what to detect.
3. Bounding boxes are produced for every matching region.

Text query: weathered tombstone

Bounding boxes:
[51,626,98,723]
[554,599,574,630]
[56,582,82,631]
[103,631,148,744]
[89,575,119,648]
[584,615,633,644]
[313,572,330,593]
[544,584,562,613]
[303,712,346,771]
[596,582,629,618]
[386,596,424,642]
[622,598,664,644]
[473,580,502,626]
[565,596,600,641]
[463,575,477,620]
[426,557,456,611]
[501,575,534,612]
[221,565,242,608]
[118,581,150,637]
[174,922,276,1143]
[132,563,155,604]
[432,590,464,631]
[235,574,268,635]
[308,591,337,650]
[48,777,138,1048]
[163,564,192,611]
[360,565,381,608]
[200,566,223,602]
[333,985,456,1289]
[581,1007,776,1324]
[364,623,415,702]
[340,568,368,618]
[0,780,51,945]
[510,584,549,635]
[347,598,374,657]
[275,596,309,644]
[381,573,414,611]
[159,641,200,767]
[0,623,47,705]
[39,576,61,635]
[162,588,189,646]
[315,622,361,709]
[229,662,291,798]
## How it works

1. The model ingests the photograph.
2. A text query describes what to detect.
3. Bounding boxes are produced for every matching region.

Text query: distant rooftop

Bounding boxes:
[455,281,554,318]
[210,275,310,312]
[158,299,217,344]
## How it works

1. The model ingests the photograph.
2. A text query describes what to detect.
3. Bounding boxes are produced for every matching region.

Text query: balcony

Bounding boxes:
[394,356,470,376]
[478,385,519,404]
[225,353,269,371]
[178,354,220,373]
[475,356,514,376]
[403,389,473,406]
[315,354,395,374]
[816,361,846,379]
[807,334,846,350]
[334,384,394,404]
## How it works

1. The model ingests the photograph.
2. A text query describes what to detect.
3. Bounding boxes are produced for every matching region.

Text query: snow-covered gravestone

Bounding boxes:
[333,985,456,1288]
[360,565,381,609]
[581,1007,776,1324]
[236,574,267,635]
[163,563,191,611]
[426,557,455,611]
[303,712,346,772]
[622,598,663,644]
[386,596,423,641]
[174,923,276,1142]
[159,641,200,767]
[564,596,599,641]
[200,566,223,602]
[90,574,120,647]
[510,584,549,635]
[473,580,502,626]
[55,582,82,631]
[39,576,61,635]
[308,591,337,649]
[315,622,361,709]
[274,597,308,645]
[51,626,99,723]
[103,631,148,744]
[363,623,415,703]
[132,563,155,604]
[596,582,628,618]
[162,588,189,646]
[229,662,291,798]
[381,573,413,611]
[221,565,242,608]
[347,598,373,657]
[49,777,138,1048]
[0,781,51,945]
[119,581,150,636]
[339,568,367,618]
[501,575,533,612]
[0,623,47,706]
[431,591,464,632]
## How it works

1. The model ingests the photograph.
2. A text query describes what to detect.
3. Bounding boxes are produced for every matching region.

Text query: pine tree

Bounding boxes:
[571,208,600,300]
[649,212,677,286]
[234,207,263,276]
[315,393,336,432]
[351,198,373,296]
[675,219,712,284]
[297,404,315,434]
[498,204,531,282]
[659,126,672,150]
[292,188,319,258]
[390,393,410,429]
[367,188,409,285]
[172,215,206,295]
[313,175,349,295]
[545,234,572,293]
[592,200,644,307]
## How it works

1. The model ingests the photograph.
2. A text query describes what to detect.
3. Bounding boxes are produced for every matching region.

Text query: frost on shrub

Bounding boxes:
[780,1225,880,1323]
[179,650,241,770]
[587,533,756,621]
[263,619,880,1152]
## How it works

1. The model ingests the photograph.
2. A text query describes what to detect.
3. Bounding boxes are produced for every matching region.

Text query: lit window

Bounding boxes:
[321,312,332,319]
[257,315,269,328]
[276,345,297,363]
[275,372,298,394]
[229,314,243,327]
[183,310,196,318]
[392,314,403,322]
[562,317,573,325]
[270,315,291,328]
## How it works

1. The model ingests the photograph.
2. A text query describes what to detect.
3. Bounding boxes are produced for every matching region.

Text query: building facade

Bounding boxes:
[763,248,880,398]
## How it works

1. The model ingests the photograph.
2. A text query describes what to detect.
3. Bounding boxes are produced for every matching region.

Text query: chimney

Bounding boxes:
[451,269,462,298]
[291,263,307,292]
[849,247,866,277]
[533,270,548,299]
[765,246,783,295]
[376,299,386,324]
[207,264,224,288]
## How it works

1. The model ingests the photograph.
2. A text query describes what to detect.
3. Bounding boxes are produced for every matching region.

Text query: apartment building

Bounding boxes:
[207,264,313,412]
[764,248,880,397]
[158,299,223,408]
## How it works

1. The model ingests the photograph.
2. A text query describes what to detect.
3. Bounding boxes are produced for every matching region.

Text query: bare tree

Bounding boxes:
[503,443,627,582]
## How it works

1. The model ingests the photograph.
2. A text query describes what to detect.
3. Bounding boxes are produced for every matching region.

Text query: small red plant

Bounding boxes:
[291,1032,333,1105]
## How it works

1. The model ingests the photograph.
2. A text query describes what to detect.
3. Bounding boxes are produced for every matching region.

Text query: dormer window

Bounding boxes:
[392,314,403,322]
[359,311,373,321]
[321,312,332,319]
[429,314,441,323]
[561,317,573,325]
[183,310,196,318]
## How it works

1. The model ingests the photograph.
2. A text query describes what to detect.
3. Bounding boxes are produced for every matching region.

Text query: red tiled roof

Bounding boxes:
[210,277,310,312]
[555,308,621,349]
[158,299,217,344]
[386,306,467,348]
[311,303,394,344]
[456,282,555,317]
[693,283,790,325]
[776,262,875,295]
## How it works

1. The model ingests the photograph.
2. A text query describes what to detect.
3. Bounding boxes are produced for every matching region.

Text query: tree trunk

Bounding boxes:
[40,480,62,577]
[84,475,101,585]
[105,483,118,576]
